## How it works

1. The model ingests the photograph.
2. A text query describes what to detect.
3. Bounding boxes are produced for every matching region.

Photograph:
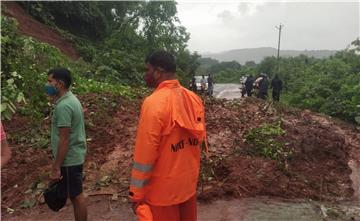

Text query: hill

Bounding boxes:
[203,47,338,64]
[2,1,79,60]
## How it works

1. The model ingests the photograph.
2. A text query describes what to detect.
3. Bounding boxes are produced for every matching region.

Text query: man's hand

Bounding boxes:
[131,200,143,214]
[50,166,62,181]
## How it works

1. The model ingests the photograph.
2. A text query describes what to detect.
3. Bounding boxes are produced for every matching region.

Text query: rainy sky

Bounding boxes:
[176,0,360,53]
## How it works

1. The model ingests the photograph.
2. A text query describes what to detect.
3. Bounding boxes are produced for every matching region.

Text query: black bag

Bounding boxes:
[44,180,67,212]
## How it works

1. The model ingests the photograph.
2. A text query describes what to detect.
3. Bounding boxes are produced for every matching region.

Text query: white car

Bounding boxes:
[194,76,208,92]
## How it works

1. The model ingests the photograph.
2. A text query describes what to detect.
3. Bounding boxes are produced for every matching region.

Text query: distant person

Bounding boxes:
[191,75,196,92]
[129,50,207,221]
[200,75,206,94]
[253,75,262,97]
[245,75,255,97]
[271,75,283,101]
[45,68,87,220]
[254,75,263,89]
[240,76,247,97]
[257,73,269,100]
[207,74,214,96]
[1,121,11,168]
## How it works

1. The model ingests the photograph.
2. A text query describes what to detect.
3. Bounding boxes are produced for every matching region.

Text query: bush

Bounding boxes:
[244,122,292,167]
[0,16,136,120]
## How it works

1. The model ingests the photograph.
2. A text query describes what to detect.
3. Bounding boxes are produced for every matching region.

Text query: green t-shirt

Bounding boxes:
[51,91,87,166]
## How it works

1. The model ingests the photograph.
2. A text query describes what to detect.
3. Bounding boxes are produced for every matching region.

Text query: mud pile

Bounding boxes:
[2,95,359,215]
[200,97,358,202]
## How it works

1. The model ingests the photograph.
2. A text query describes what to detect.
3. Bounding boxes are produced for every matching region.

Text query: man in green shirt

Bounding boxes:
[45,68,87,221]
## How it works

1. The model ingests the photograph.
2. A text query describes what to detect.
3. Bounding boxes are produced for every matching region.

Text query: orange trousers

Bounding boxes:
[149,195,197,221]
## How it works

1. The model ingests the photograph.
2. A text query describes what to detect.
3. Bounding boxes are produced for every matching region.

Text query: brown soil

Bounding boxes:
[1,2,359,220]
[2,95,359,220]
[1,2,80,60]
[1,93,140,215]
[199,98,358,202]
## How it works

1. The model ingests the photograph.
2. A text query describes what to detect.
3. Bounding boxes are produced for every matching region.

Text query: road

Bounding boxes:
[3,196,359,221]
[213,83,242,99]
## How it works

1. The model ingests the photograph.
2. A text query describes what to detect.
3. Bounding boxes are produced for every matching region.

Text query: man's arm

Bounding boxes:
[51,127,70,180]
[129,98,162,210]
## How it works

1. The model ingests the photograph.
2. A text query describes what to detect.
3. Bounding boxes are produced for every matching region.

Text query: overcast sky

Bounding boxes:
[176,1,359,53]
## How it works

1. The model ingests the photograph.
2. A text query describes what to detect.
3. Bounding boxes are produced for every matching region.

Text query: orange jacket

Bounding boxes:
[129,80,207,206]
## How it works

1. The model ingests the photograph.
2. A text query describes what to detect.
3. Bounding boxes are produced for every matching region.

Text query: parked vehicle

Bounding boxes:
[190,75,209,94]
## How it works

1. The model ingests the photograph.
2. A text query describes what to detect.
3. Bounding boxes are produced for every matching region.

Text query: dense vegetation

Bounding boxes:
[17,1,200,84]
[259,45,360,124]
[1,1,200,120]
[1,15,133,120]
[1,1,359,125]
[198,40,360,124]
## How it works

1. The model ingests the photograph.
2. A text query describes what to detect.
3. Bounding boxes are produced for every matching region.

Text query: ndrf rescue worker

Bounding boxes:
[129,50,207,221]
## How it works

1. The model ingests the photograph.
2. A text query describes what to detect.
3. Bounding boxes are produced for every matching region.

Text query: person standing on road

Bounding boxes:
[257,73,269,100]
[240,76,247,97]
[46,68,87,221]
[271,75,283,101]
[200,75,206,94]
[191,75,196,92]
[129,50,207,221]
[207,74,214,96]
[244,75,255,97]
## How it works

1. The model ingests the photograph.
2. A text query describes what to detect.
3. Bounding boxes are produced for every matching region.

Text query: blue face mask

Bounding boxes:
[45,84,58,96]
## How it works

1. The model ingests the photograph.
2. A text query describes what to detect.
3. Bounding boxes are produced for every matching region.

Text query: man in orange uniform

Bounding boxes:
[129,50,207,221]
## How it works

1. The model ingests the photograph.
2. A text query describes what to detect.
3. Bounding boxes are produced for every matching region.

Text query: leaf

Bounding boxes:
[36,182,46,190]
[355,116,360,124]
[100,175,110,183]
[7,78,14,84]
[24,189,33,194]
[111,193,118,201]
[20,199,37,209]
[16,93,25,103]
[11,71,18,77]
[8,103,16,113]
[0,103,7,112]
[6,207,15,214]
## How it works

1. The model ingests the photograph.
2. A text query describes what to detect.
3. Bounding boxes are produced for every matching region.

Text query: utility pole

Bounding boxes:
[275,24,283,72]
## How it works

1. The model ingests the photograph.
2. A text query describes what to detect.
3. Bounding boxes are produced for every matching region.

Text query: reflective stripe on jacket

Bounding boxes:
[129,80,206,206]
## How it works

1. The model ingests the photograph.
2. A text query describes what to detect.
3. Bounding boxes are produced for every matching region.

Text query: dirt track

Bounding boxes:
[2,196,360,221]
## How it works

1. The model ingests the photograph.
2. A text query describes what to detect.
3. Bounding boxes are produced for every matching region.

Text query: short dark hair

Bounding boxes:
[48,68,72,88]
[146,50,176,73]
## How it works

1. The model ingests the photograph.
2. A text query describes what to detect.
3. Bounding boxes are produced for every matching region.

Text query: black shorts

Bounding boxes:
[58,164,83,200]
